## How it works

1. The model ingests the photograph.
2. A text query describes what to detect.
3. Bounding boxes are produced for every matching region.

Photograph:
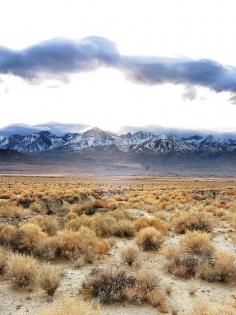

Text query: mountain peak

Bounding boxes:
[91,127,103,132]
[83,127,106,136]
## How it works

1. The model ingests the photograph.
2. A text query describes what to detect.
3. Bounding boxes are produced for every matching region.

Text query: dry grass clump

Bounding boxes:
[180,231,214,257]
[0,249,62,294]
[81,267,159,305]
[16,223,47,254]
[8,253,38,290]
[39,297,101,315]
[162,232,236,282]
[38,263,61,296]
[172,210,214,234]
[0,247,10,275]
[0,223,17,247]
[70,203,86,216]
[37,236,62,260]
[0,202,30,218]
[120,244,140,266]
[66,212,135,238]
[65,211,78,221]
[58,226,111,260]
[71,199,109,216]
[65,214,92,231]
[30,201,43,213]
[0,221,111,262]
[165,249,199,278]
[192,301,236,315]
[135,217,168,235]
[198,251,236,282]
[113,219,135,237]
[82,268,131,304]
[70,203,92,216]
[136,227,164,250]
[74,252,96,268]
[29,215,59,236]
[107,201,119,210]
[91,214,117,236]
[92,199,109,209]
[109,208,134,221]
[192,303,216,315]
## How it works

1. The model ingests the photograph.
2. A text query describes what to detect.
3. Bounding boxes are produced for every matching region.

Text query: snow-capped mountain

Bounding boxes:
[0,131,63,153]
[198,135,236,152]
[80,127,115,148]
[117,131,154,151]
[182,135,236,152]
[134,134,193,152]
[0,127,235,154]
[0,134,24,149]
[183,135,204,146]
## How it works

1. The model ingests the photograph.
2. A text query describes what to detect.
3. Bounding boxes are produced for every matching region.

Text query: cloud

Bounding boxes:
[1,36,236,94]
[229,94,236,105]
[0,36,120,80]
[122,56,236,93]
[0,122,89,136]
[182,85,197,101]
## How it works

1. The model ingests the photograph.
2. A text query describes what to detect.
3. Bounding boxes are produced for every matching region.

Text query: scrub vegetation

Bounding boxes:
[0,176,235,314]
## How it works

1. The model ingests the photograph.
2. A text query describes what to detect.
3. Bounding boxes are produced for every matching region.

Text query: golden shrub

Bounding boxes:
[136,227,164,251]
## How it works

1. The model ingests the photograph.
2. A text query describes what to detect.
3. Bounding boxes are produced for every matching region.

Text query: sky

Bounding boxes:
[0,0,236,134]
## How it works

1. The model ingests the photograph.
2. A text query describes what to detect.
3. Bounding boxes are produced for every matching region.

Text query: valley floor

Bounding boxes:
[0,176,235,315]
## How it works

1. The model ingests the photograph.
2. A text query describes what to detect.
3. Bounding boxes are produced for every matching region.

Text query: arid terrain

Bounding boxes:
[0,176,235,315]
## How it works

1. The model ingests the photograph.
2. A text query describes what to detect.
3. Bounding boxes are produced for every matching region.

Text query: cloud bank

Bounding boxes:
[1,36,236,93]
[0,36,120,80]
[120,124,236,139]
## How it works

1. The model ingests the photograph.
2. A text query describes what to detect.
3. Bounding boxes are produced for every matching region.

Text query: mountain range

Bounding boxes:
[0,127,236,176]
[0,127,236,154]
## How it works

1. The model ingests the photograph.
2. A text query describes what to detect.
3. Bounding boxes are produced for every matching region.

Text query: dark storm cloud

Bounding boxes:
[0,123,89,136]
[121,56,236,93]
[1,36,236,93]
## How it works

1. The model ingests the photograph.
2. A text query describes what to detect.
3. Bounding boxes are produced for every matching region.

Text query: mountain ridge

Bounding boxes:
[0,127,236,154]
